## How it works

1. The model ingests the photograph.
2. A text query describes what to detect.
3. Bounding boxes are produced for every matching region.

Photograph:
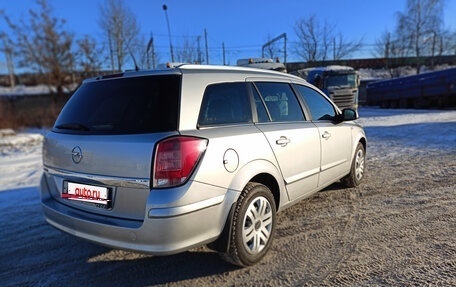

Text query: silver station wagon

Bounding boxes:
[40,64,366,266]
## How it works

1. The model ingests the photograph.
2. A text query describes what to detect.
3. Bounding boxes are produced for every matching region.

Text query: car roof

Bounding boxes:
[176,64,292,77]
[84,64,305,84]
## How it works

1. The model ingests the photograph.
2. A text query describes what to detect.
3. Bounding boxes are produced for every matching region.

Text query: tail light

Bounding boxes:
[152,136,208,188]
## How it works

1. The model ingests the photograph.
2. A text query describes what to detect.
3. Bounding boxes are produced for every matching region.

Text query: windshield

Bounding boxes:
[324,74,357,89]
[53,75,181,135]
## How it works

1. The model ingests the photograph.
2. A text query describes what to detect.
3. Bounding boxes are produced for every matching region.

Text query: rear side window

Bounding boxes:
[295,85,336,121]
[254,82,305,122]
[198,82,252,126]
[54,75,180,134]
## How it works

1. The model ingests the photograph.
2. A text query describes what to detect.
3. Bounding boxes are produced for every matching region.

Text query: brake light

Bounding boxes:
[152,136,208,188]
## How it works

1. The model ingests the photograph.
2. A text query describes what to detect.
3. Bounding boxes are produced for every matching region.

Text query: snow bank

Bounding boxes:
[0,129,43,149]
[0,129,44,191]
[0,84,79,97]
[0,85,51,97]
[357,108,456,127]
[357,108,456,160]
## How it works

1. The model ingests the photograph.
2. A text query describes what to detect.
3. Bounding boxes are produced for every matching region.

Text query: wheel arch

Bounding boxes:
[250,173,281,211]
[352,126,367,155]
[208,160,286,254]
[359,136,367,151]
[228,159,286,210]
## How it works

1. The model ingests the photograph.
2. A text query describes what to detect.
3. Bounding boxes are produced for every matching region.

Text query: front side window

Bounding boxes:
[254,82,304,122]
[295,85,336,121]
[198,82,252,126]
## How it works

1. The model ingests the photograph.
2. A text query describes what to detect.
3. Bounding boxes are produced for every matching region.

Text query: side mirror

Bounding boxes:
[342,108,358,121]
[335,108,358,122]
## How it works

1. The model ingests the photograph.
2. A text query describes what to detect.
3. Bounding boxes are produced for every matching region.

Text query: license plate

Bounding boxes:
[63,182,110,206]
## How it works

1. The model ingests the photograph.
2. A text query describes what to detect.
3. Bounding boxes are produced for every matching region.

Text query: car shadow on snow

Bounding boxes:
[0,186,240,286]
[79,248,239,286]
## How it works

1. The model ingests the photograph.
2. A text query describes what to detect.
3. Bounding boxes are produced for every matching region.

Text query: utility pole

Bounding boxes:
[5,47,15,88]
[108,29,115,72]
[204,29,209,64]
[261,33,287,63]
[222,42,226,65]
[197,35,202,64]
[384,32,391,71]
[0,34,15,87]
[163,4,174,62]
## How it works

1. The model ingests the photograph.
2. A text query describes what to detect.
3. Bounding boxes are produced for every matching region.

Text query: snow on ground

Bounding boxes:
[0,108,455,192]
[0,85,51,97]
[0,129,45,191]
[357,108,456,154]
[0,84,78,97]
[0,107,454,287]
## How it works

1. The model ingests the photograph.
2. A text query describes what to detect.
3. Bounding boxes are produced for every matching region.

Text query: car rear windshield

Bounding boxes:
[53,75,181,134]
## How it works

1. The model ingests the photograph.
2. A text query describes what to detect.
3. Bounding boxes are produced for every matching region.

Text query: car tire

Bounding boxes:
[224,182,276,266]
[342,142,365,187]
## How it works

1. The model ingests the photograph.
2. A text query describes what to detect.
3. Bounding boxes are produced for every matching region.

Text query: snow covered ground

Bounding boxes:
[0,107,455,286]
[0,84,78,97]
[0,129,45,191]
[0,107,455,192]
[357,108,456,151]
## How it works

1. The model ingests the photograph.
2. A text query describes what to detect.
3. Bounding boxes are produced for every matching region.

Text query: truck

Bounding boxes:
[291,66,360,110]
[237,58,287,73]
[366,68,456,109]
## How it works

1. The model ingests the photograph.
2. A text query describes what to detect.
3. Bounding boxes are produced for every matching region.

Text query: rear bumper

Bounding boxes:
[40,176,239,255]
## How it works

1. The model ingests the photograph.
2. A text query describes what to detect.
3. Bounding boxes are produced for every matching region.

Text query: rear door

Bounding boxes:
[251,81,321,201]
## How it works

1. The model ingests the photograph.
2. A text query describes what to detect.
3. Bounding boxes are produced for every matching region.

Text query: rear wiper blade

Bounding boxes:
[55,123,90,131]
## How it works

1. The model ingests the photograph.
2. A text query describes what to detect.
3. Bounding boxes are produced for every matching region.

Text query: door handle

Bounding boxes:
[276,136,290,147]
[322,131,331,139]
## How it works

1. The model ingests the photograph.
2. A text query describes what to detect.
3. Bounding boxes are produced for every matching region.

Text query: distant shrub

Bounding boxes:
[0,93,71,129]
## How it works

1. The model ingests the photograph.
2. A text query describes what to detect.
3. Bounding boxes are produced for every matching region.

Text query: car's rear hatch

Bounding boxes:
[42,72,181,221]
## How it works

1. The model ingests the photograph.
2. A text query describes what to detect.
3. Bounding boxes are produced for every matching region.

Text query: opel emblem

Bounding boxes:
[71,146,83,164]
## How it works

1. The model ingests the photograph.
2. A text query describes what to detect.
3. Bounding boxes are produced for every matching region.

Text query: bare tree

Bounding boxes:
[332,33,363,60]
[1,0,74,96]
[263,34,281,60]
[375,0,453,75]
[374,30,411,77]
[396,0,446,73]
[76,35,106,78]
[98,0,140,72]
[294,15,329,62]
[174,36,199,63]
[439,30,456,56]
[0,31,16,87]
[294,15,362,62]
[374,31,391,59]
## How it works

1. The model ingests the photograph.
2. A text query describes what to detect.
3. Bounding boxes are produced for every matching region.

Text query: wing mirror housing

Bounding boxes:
[335,108,358,122]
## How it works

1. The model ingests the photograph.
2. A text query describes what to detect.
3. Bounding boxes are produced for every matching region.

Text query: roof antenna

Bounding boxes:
[129,50,140,71]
